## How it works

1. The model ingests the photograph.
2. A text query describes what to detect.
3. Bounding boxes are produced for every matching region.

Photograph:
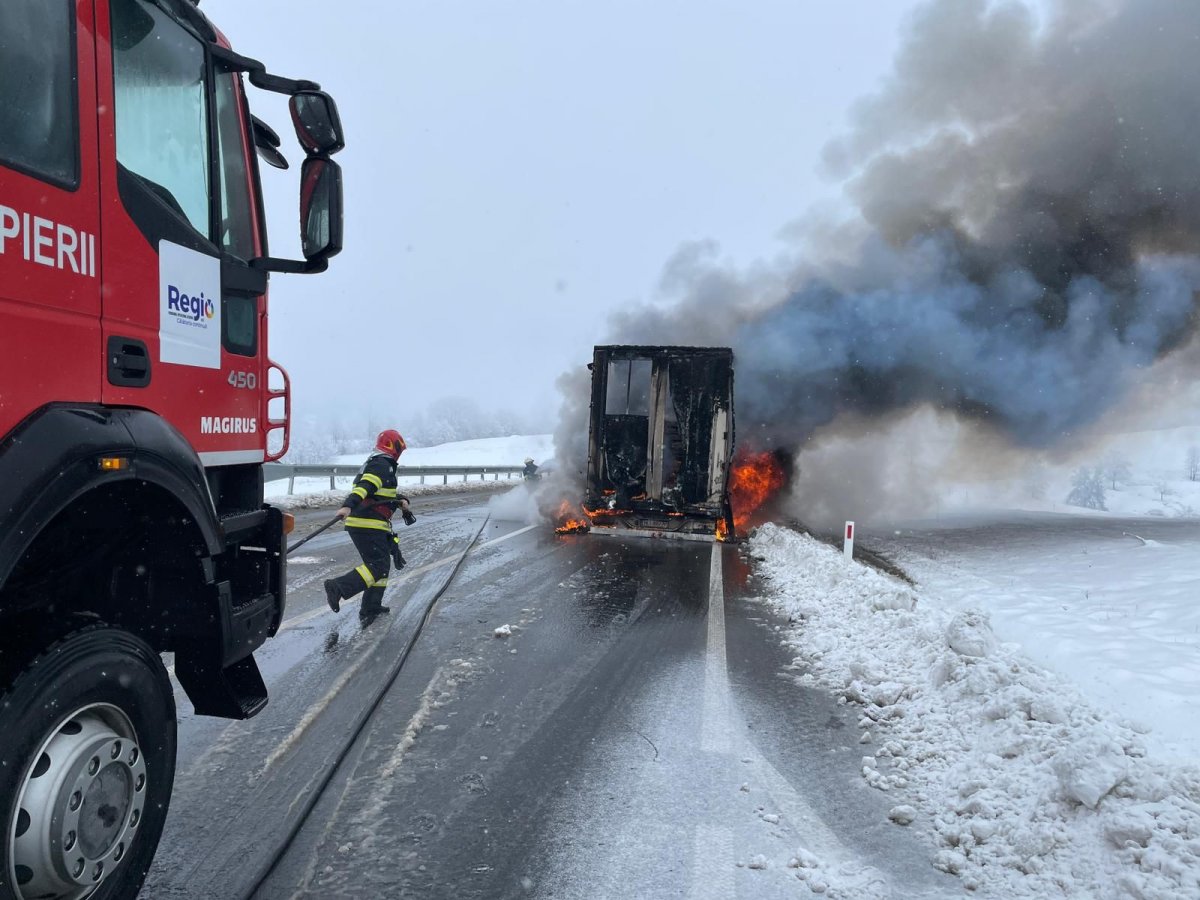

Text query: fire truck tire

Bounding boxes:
[0,626,176,900]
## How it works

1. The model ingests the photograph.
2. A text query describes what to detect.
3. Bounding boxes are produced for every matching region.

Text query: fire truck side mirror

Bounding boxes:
[289,91,345,157]
[300,157,344,264]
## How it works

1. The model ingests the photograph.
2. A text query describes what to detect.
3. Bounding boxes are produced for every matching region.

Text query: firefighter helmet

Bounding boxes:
[375,429,407,458]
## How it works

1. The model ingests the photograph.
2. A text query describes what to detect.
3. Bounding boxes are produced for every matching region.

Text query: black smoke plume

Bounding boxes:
[597,0,1200,462]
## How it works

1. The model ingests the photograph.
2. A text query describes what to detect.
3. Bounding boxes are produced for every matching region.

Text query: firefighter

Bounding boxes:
[324,429,416,624]
[522,457,539,480]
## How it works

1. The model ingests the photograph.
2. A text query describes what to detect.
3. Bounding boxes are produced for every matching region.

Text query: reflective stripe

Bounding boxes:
[345,517,393,531]
[200,449,265,466]
[376,488,397,498]
[375,578,389,588]
[361,473,383,489]
[355,564,375,587]
[351,486,369,499]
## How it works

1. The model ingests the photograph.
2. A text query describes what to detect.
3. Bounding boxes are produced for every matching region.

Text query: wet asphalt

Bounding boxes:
[144,489,963,900]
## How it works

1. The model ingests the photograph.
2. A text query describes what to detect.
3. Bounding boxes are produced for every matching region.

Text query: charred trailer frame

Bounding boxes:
[585,346,735,540]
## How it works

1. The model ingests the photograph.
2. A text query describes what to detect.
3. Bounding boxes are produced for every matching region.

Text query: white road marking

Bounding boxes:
[694,541,856,894]
[257,630,386,778]
[692,825,736,900]
[253,527,540,782]
[693,545,735,897]
[701,543,731,755]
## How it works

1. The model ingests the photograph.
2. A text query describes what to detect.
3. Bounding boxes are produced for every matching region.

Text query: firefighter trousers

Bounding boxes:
[329,527,392,616]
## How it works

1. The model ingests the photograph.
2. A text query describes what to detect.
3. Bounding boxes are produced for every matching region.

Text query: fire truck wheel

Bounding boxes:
[0,626,176,900]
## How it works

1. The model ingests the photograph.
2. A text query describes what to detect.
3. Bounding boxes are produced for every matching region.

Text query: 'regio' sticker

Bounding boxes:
[159,241,221,369]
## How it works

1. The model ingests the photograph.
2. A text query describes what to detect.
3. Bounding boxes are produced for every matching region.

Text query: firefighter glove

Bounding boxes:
[390,533,406,569]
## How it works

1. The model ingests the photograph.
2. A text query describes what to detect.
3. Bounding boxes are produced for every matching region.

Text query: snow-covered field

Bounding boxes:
[874,516,1200,764]
[266,434,553,500]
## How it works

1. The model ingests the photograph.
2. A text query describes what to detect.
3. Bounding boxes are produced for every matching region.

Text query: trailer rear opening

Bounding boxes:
[581,345,735,541]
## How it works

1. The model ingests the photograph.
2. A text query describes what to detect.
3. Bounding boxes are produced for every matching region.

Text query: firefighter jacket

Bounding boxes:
[342,451,409,532]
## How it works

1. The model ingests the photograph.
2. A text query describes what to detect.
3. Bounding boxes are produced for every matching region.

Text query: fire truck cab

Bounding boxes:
[0,1,344,896]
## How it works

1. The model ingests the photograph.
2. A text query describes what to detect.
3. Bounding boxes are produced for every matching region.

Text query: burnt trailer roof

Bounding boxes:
[590,345,734,361]
[584,345,735,541]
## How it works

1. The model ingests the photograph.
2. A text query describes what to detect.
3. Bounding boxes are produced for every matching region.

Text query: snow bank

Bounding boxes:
[748,524,1200,899]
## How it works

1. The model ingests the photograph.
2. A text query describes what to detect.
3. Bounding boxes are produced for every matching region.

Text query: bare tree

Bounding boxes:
[1154,479,1174,503]
[1187,446,1200,482]
[1066,467,1107,510]
[1100,452,1132,490]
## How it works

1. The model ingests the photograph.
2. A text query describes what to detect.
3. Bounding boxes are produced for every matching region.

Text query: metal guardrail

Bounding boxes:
[263,463,526,494]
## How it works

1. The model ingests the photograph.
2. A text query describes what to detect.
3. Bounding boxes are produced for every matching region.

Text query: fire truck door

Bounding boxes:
[0,0,103,425]
[98,0,266,462]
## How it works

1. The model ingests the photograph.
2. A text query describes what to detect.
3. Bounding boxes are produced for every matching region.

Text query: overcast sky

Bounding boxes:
[204,0,920,431]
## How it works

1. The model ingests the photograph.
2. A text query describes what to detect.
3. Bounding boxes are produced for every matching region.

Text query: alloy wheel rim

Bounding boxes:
[8,703,147,900]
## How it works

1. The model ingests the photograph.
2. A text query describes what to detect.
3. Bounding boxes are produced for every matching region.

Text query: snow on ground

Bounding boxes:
[266,434,552,499]
[872,517,1200,764]
[1005,421,1198,520]
[359,433,554,469]
[1098,479,1200,518]
[748,524,1200,899]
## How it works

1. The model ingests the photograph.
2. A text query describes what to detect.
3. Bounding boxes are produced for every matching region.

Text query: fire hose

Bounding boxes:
[237,511,491,899]
[286,505,417,555]
[285,513,342,555]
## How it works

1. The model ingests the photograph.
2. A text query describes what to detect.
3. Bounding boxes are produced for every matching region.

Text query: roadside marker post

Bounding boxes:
[844,521,855,561]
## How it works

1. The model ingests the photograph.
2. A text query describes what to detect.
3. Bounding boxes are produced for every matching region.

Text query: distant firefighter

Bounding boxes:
[523,457,540,480]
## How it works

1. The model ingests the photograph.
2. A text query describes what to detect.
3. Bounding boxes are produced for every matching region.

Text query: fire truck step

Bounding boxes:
[174,653,269,719]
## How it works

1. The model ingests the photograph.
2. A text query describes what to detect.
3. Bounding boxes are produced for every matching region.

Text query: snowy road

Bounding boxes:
[144,491,957,899]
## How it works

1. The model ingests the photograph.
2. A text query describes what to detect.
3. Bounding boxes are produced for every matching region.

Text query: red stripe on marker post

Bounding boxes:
[844,520,855,561]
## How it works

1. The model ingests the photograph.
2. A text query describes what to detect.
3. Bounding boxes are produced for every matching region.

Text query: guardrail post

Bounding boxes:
[443,474,448,485]
[420,474,425,485]
[289,474,295,494]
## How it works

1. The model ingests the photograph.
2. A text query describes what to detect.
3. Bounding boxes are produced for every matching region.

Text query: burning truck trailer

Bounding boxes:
[574,345,736,541]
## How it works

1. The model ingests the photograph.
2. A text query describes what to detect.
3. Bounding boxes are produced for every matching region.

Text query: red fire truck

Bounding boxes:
[0,1,344,896]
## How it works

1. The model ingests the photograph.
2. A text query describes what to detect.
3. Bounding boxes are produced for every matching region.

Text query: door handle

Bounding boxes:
[107,336,152,387]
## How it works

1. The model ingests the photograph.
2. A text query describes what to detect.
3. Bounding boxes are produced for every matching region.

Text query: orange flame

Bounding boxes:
[715,518,729,542]
[553,499,591,534]
[728,450,786,532]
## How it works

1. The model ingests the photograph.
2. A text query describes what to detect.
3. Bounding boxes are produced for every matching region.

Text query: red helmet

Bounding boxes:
[375,429,407,458]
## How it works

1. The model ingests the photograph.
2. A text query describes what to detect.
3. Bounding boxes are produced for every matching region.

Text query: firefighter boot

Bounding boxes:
[359,606,391,626]
[324,579,342,613]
